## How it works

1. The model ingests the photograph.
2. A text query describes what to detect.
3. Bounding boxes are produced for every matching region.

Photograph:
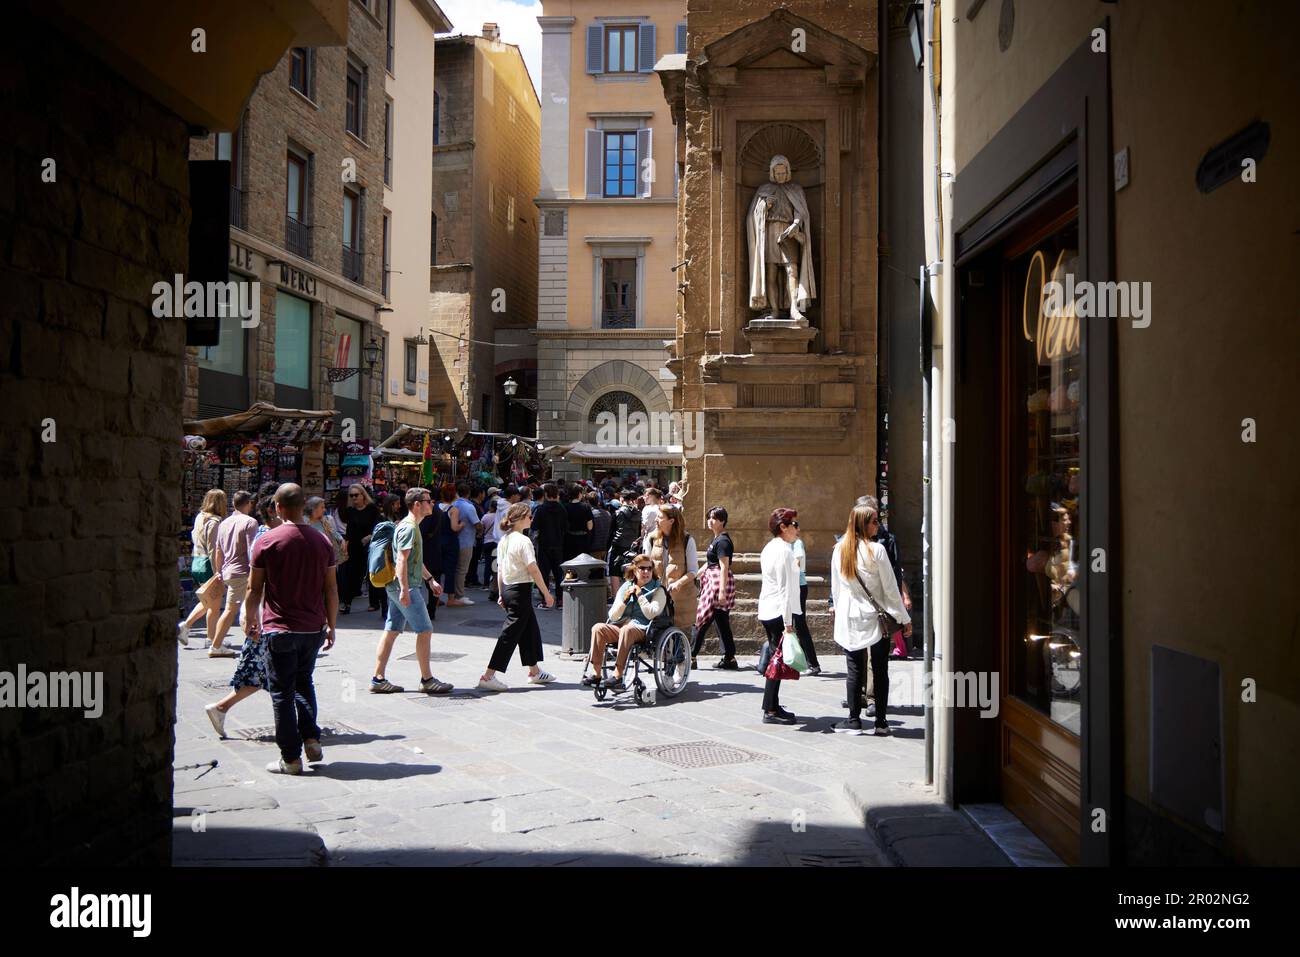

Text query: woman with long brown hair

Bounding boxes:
[640,504,699,661]
[338,483,382,614]
[830,502,911,735]
[178,489,230,654]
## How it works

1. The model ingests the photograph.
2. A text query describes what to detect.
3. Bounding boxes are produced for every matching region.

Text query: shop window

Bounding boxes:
[197,314,246,376]
[274,291,312,390]
[1012,220,1082,735]
[332,314,362,401]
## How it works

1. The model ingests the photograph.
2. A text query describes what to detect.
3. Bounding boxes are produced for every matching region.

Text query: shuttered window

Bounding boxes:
[586,22,657,74]
[675,23,687,55]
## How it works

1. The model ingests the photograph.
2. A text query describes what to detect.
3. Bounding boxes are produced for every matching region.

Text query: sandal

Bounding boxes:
[581,674,601,687]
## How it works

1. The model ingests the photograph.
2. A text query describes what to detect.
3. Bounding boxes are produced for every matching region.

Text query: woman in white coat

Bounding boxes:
[757,508,803,725]
[830,502,912,735]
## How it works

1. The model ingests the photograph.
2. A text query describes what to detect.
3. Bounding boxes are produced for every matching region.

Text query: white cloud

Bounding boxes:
[435,0,543,100]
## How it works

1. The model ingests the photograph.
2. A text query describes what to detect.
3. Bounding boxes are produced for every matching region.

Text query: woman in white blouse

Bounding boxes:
[477,502,556,692]
[757,508,803,725]
[830,502,912,735]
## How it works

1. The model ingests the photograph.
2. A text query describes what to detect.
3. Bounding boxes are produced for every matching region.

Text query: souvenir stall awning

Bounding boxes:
[184,402,336,439]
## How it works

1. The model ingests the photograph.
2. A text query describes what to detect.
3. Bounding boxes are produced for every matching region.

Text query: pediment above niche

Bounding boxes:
[743,49,816,70]
[696,8,876,90]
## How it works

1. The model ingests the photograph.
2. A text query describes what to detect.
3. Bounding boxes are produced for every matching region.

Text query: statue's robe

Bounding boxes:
[747,181,816,314]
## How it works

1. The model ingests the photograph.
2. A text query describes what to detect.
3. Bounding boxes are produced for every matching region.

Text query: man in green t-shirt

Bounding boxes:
[370,487,453,696]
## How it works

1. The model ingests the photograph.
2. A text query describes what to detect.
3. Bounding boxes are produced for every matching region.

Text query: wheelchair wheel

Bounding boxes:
[653,628,691,697]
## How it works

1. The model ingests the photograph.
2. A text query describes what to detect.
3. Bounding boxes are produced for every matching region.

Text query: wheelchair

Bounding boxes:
[589,613,692,706]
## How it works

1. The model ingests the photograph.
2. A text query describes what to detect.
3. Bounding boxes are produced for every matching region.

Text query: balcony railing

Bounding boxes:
[601,308,637,329]
[342,246,364,284]
[230,185,244,230]
[285,215,312,259]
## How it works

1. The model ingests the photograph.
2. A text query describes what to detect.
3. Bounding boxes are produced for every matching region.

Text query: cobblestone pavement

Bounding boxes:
[172,589,933,866]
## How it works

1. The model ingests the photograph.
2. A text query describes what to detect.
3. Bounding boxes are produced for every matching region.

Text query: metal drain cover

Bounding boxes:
[398,651,466,662]
[407,692,487,708]
[785,851,879,867]
[229,722,365,742]
[630,740,771,769]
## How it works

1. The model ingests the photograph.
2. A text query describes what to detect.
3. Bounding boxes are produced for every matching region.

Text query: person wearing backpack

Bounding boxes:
[369,487,452,695]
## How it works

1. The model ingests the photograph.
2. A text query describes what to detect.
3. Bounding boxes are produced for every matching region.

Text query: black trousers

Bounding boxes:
[692,609,736,658]
[489,583,543,673]
[466,542,483,585]
[537,544,564,601]
[760,616,785,711]
[793,583,820,668]
[846,638,890,726]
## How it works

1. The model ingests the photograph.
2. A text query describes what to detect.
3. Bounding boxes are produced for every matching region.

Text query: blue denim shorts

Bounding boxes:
[384,582,434,634]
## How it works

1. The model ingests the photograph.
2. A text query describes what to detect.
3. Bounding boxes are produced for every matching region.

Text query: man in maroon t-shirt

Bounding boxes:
[245,484,337,775]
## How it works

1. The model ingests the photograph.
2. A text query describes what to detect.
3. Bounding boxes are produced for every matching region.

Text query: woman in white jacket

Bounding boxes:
[757,508,804,725]
[830,502,912,735]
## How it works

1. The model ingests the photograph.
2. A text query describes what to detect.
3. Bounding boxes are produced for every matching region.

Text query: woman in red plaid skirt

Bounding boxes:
[692,506,738,669]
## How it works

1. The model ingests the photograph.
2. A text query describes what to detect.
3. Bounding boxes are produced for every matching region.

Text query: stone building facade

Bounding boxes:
[185,1,389,441]
[378,0,454,436]
[428,29,541,434]
[1,0,343,866]
[535,0,686,482]
[659,2,880,563]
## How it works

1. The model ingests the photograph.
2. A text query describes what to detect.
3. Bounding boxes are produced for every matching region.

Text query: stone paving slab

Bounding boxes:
[173,592,936,866]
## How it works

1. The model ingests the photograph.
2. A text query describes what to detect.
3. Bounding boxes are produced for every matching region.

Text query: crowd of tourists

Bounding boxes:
[181,476,913,774]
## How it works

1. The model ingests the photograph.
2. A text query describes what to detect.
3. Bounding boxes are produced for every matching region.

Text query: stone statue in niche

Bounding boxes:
[746,154,816,322]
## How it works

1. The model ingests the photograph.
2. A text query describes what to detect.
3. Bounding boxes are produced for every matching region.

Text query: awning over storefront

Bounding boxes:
[557,444,683,467]
[183,401,335,438]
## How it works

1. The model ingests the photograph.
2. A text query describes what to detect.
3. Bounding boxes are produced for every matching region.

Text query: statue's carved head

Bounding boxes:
[768,154,792,184]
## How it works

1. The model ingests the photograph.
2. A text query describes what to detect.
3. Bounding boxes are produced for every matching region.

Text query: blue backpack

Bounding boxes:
[367,520,397,587]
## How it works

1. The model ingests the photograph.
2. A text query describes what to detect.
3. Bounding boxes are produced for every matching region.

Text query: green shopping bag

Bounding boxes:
[782,629,809,674]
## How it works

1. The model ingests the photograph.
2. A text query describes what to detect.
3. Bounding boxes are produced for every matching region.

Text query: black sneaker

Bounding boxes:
[873,724,891,737]
[833,718,864,735]
[715,657,739,670]
[420,675,453,695]
[806,666,822,676]
[763,710,796,725]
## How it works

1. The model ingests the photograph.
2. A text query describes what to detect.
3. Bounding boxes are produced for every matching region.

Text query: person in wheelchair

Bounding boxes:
[583,555,667,691]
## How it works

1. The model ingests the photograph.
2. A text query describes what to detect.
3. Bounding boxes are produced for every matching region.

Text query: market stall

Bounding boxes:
[373,425,547,491]
[180,402,357,524]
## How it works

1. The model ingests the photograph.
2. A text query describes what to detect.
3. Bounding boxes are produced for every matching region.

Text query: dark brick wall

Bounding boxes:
[0,11,189,865]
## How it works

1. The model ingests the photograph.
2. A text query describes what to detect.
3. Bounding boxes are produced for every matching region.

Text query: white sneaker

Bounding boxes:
[266,758,303,775]
[457,596,476,605]
[528,669,556,684]
[477,674,508,692]
[205,703,227,738]
[176,623,189,647]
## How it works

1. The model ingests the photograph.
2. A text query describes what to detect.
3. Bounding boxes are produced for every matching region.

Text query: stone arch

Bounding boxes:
[569,361,671,443]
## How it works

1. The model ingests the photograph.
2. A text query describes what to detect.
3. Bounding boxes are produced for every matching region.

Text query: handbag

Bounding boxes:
[854,567,902,642]
[782,628,809,674]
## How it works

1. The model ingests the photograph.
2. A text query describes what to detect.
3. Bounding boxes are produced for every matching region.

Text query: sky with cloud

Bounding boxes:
[434,0,544,98]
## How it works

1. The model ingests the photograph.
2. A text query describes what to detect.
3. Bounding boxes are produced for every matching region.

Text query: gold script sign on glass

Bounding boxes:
[1013,226,1082,734]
